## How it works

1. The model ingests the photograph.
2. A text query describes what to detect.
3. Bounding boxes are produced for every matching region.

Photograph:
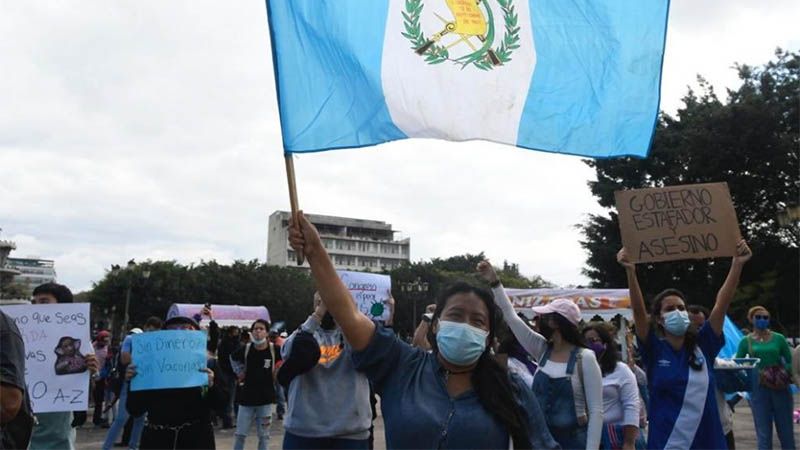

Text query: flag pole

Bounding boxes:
[284,153,304,265]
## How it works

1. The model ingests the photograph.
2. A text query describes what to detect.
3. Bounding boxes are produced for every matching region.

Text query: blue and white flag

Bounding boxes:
[266,0,669,158]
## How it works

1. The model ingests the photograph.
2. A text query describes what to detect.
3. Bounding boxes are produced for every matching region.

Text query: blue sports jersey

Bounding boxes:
[639,323,727,450]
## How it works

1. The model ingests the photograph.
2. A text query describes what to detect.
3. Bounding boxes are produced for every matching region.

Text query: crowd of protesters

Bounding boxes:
[1,213,798,449]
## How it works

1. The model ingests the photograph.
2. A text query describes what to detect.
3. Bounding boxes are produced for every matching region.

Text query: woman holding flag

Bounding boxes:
[287,211,559,450]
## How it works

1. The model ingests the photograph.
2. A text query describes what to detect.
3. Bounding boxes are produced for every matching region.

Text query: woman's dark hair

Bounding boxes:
[542,312,586,348]
[650,289,701,370]
[426,282,531,450]
[687,304,710,320]
[582,322,620,376]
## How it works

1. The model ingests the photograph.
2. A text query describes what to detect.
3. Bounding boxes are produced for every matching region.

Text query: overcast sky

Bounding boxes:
[1,1,798,293]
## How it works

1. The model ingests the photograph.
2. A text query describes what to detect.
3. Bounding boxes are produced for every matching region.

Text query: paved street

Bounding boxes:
[75,397,800,449]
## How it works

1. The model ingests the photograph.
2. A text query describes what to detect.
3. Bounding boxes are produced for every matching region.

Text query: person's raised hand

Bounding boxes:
[733,239,752,266]
[476,260,499,284]
[312,297,328,322]
[425,304,436,314]
[289,211,323,260]
[85,354,99,374]
[125,364,138,381]
[616,248,635,270]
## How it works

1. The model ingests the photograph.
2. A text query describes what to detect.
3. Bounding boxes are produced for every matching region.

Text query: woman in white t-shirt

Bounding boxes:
[582,322,642,450]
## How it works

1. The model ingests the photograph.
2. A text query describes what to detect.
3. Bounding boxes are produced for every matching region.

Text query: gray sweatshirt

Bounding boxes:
[281,315,371,440]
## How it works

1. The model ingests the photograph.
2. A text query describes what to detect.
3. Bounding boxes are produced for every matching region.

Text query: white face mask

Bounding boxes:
[250,332,267,345]
[662,310,690,336]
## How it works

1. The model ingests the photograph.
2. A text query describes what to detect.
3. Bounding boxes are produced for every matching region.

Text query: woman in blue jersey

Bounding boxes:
[617,239,751,450]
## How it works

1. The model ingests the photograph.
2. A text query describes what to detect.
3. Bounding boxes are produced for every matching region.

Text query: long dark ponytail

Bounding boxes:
[427,282,531,449]
[651,289,701,370]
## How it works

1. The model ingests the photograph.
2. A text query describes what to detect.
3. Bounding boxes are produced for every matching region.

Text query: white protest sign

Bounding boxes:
[337,270,392,321]
[0,303,91,413]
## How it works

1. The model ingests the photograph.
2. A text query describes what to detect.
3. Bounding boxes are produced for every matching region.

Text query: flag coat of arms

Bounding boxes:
[266,0,670,158]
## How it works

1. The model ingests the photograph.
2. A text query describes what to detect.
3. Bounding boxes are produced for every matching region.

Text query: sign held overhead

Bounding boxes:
[615,182,741,263]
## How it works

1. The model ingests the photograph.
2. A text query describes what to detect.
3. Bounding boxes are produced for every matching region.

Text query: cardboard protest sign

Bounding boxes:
[615,182,741,263]
[337,270,392,321]
[130,330,208,391]
[0,303,91,413]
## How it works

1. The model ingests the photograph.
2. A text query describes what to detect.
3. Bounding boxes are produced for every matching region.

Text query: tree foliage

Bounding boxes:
[579,49,799,333]
[84,254,550,337]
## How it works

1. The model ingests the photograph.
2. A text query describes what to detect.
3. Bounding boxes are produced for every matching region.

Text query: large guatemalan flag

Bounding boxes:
[266,0,670,158]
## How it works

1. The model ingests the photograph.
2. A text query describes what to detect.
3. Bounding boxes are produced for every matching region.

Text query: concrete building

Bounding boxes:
[7,257,56,295]
[268,211,410,271]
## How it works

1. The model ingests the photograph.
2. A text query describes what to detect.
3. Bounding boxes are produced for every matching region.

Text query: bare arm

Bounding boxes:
[622,426,638,450]
[617,248,649,342]
[290,212,375,351]
[708,240,752,336]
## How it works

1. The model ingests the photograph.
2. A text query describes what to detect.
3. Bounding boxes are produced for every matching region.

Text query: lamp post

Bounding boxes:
[117,260,151,340]
[399,277,429,335]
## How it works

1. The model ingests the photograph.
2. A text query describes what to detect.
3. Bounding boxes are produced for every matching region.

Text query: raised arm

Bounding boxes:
[411,306,434,350]
[385,291,395,327]
[708,239,752,336]
[476,261,547,360]
[617,248,649,342]
[289,211,375,351]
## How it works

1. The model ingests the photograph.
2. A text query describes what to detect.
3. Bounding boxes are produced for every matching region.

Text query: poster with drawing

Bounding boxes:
[337,270,392,321]
[0,303,91,413]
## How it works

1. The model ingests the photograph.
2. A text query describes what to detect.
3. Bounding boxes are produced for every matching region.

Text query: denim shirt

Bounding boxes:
[352,325,558,450]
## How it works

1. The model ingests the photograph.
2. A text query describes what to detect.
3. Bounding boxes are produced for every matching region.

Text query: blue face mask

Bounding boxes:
[435,320,489,366]
[754,317,770,330]
[663,310,690,336]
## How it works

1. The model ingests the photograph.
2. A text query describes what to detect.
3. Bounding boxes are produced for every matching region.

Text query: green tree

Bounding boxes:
[579,49,799,333]
[84,253,549,338]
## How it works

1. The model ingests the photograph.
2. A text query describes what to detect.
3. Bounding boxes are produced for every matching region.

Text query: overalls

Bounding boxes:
[532,347,587,450]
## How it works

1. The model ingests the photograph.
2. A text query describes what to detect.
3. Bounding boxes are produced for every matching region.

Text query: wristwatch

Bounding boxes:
[421,313,433,323]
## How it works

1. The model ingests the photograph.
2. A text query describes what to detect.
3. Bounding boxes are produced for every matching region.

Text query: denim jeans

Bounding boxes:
[234,404,272,450]
[532,347,586,450]
[102,382,145,450]
[750,383,796,450]
[275,382,286,416]
[282,431,369,450]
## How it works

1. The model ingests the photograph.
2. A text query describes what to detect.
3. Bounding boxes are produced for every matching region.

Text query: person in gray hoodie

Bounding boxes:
[280,292,371,449]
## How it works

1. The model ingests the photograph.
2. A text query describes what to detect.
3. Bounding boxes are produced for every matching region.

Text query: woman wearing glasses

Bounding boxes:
[736,306,796,450]
[617,239,751,450]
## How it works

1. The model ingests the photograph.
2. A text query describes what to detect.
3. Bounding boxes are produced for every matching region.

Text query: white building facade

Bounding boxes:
[267,211,410,271]
[7,257,56,295]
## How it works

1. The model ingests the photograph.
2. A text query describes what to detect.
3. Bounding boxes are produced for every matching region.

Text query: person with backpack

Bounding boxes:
[229,319,281,450]
[735,305,796,450]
